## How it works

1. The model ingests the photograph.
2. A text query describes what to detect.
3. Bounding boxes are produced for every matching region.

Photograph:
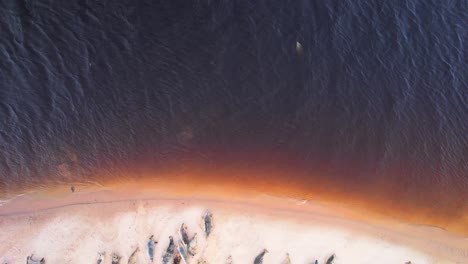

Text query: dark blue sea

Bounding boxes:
[0,0,467,214]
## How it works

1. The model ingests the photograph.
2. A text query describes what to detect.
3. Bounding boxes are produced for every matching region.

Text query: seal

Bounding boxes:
[96,252,105,264]
[179,223,191,245]
[173,250,182,264]
[177,240,189,264]
[111,253,121,264]
[26,255,45,264]
[253,249,268,264]
[187,233,198,256]
[147,235,158,262]
[162,236,175,264]
[325,254,335,264]
[201,211,213,238]
[127,247,140,264]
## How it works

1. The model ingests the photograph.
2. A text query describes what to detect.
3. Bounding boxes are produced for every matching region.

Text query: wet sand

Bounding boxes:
[0,182,467,264]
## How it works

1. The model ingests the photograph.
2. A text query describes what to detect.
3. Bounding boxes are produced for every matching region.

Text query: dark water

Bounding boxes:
[0,1,467,213]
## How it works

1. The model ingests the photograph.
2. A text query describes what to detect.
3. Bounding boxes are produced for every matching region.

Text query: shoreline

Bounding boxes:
[1,183,467,263]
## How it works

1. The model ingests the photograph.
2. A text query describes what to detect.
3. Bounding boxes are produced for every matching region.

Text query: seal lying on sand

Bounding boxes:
[162,236,175,264]
[177,240,190,264]
[111,253,121,264]
[173,250,182,264]
[179,223,198,258]
[180,223,191,245]
[26,255,45,264]
[147,235,158,262]
[187,233,198,256]
[96,252,105,264]
[128,247,140,264]
[201,211,213,238]
[253,249,268,264]
[325,254,335,264]
[282,253,291,264]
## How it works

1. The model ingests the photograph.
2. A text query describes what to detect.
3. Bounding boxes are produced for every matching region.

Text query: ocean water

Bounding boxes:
[0,1,467,216]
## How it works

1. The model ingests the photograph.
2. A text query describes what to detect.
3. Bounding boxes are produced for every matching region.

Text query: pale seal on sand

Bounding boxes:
[111,253,121,264]
[177,240,189,264]
[173,250,182,264]
[282,253,291,264]
[253,249,268,264]
[96,252,105,264]
[147,235,158,262]
[26,255,45,264]
[187,233,198,256]
[127,247,140,264]
[111,253,120,264]
[180,223,191,245]
[162,236,175,264]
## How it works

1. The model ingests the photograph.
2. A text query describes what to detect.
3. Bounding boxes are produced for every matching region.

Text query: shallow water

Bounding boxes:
[0,1,467,217]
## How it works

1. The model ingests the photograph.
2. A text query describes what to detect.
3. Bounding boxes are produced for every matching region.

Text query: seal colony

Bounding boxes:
[0,186,465,264]
[23,211,339,264]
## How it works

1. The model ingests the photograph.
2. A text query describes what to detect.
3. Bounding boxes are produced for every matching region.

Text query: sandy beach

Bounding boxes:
[0,183,467,264]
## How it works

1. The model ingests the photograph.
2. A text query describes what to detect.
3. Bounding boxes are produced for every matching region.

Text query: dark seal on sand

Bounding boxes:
[253,249,268,264]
